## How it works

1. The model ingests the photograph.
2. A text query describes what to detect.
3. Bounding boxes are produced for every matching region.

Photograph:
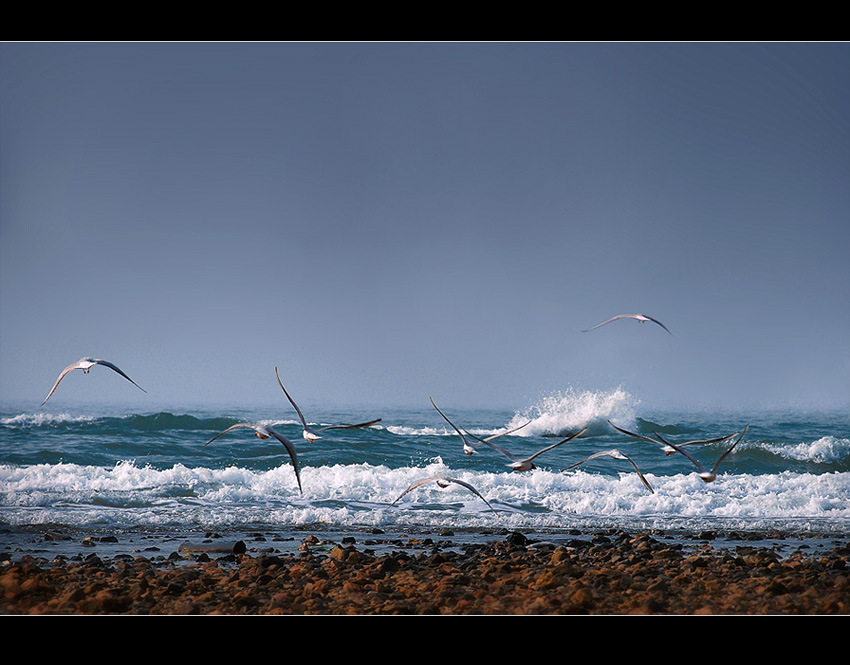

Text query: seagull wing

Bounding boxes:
[709,425,749,476]
[564,449,614,470]
[653,431,739,454]
[443,477,495,512]
[644,316,673,336]
[659,438,709,476]
[203,423,256,446]
[617,451,654,493]
[673,433,739,446]
[275,367,309,430]
[470,432,520,462]
[267,427,303,494]
[392,477,440,504]
[317,418,382,432]
[525,427,587,463]
[92,359,146,393]
[582,314,630,332]
[563,448,654,493]
[483,420,531,442]
[609,420,665,445]
[41,360,84,405]
[392,476,494,512]
[429,396,478,452]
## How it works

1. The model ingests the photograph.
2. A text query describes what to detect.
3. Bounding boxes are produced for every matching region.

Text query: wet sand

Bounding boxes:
[2,528,848,614]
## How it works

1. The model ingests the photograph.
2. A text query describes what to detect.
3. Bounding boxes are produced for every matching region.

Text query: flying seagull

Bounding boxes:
[563,449,654,493]
[608,420,739,456]
[275,367,381,442]
[42,357,146,405]
[392,476,496,513]
[473,427,588,472]
[662,425,749,483]
[204,423,302,494]
[583,314,672,335]
[429,396,530,455]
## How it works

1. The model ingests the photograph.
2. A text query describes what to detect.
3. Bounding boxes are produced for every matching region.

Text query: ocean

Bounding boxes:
[2,387,848,559]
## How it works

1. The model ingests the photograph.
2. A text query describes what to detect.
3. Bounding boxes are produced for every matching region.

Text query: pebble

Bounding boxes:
[1,532,847,614]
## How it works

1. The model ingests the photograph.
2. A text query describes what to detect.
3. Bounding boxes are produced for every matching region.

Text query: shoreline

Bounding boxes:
[2,525,848,614]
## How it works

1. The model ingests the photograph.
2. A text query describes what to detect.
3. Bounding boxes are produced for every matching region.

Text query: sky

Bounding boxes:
[1,42,848,414]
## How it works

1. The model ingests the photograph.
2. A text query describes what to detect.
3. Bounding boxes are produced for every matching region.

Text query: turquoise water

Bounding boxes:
[2,387,848,546]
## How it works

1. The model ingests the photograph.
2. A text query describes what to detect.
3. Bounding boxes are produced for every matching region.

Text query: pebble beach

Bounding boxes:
[2,527,848,615]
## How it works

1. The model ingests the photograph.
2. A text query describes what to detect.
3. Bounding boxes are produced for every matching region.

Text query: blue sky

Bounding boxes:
[1,42,848,413]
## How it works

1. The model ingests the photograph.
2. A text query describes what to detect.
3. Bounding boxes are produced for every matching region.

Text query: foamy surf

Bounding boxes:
[3,457,848,534]
[1,399,847,538]
[506,387,639,437]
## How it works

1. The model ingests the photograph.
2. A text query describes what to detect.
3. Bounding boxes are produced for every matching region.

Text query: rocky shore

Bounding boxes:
[2,530,848,614]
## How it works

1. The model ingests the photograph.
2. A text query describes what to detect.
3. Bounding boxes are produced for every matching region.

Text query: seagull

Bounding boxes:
[204,423,302,494]
[42,357,146,405]
[563,449,654,493]
[429,396,530,455]
[608,420,738,456]
[392,476,496,513]
[662,425,749,483]
[583,314,672,336]
[275,367,381,442]
[473,427,588,472]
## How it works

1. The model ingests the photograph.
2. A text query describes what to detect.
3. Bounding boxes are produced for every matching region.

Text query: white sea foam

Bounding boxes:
[506,387,639,436]
[386,425,457,437]
[761,436,850,463]
[1,412,96,427]
[3,461,847,533]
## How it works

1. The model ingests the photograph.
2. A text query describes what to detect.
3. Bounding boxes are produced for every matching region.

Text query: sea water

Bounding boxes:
[2,388,848,556]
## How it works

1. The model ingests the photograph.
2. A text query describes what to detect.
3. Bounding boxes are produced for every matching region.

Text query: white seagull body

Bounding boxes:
[392,476,495,513]
[429,396,530,455]
[583,313,672,335]
[204,423,302,494]
[662,425,749,483]
[474,427,588,472]
[42,357,146,405]
[275,367,381,442]
[563,449,654,493]
[608,420,739,456]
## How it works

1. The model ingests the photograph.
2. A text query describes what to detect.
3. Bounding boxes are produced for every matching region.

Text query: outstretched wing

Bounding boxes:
[392,477,441,504]
[483,420,531,442]
[275,367,309,430]
[430,396,480,453]
[644,316,673,336]
[203,423,256,447]
[318,418,382,432]
[564,449,654,493]
[609,420,657,442]
[267,427,303,494]
[41,361,82,405]
[653,430,739,455]
[443,477,495,512]
[709,425,749,476]
[93,359,146,393]
[392,476,494,512]
[525,427,587,463]
[470,432,520,463]
[582,314,630,332]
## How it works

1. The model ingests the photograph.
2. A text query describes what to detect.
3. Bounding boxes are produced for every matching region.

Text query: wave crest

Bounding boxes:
[763,436,850,464]
[507,387,639,437]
